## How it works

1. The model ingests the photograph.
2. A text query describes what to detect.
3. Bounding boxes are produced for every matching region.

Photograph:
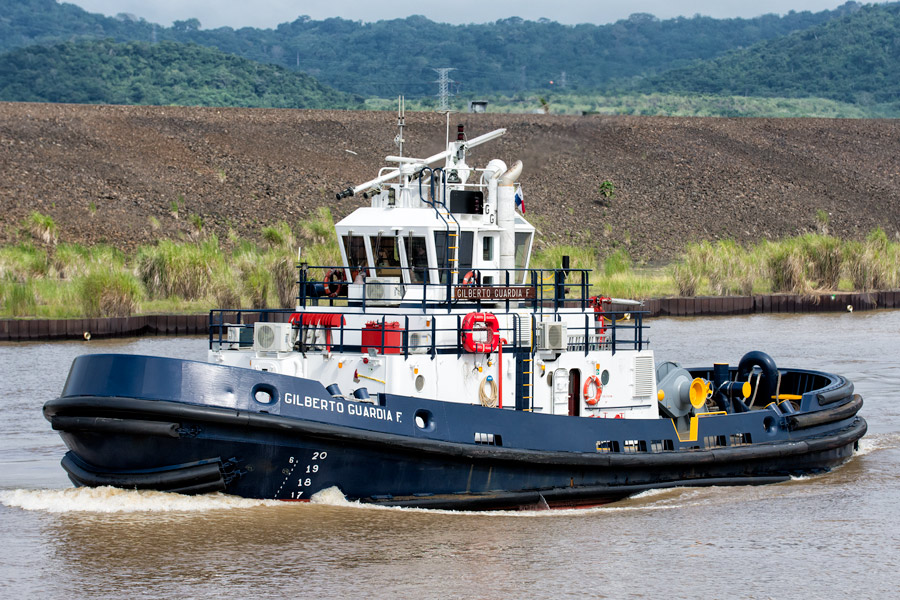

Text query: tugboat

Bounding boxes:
[44,116,866,510]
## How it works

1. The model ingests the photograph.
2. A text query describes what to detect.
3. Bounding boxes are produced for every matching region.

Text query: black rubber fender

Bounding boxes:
[787,394,864,431]
[51,415,181,438]
[816,377,855,406]
[61,452,226,494]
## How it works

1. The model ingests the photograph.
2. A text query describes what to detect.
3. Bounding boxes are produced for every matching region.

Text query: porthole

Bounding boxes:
[600,370,610,386]
[415,374,425,391]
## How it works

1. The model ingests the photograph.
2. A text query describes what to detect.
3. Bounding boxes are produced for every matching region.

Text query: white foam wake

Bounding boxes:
[855,435,896,457]
[0,486,280,513]
[628,487,678,501]
[307,484,688,516]
[309,485,356,506]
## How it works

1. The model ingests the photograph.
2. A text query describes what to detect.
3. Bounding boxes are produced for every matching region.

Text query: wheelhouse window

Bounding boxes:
[342,235,369,280]
[434,232,450,284]
[404,236,429,284]
[482,236,494,261]
[434,231,474,284]
[374,236,402,278]
[458,231,474,277]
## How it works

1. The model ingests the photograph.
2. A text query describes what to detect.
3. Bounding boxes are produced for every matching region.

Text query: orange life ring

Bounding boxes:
[460,312,500,353]
[323,268,347,298]
[462,270,480,286]
[583,375,602,405]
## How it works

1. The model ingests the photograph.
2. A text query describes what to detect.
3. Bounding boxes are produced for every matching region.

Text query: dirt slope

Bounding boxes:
[2,102,899,261]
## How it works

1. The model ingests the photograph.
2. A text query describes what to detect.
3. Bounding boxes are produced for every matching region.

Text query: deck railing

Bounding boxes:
[208,306,648,357]
[295,264,600,314]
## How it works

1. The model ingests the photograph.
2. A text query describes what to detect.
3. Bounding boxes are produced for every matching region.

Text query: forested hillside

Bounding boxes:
[0,39,363,108]
[1,1,898,114]
[643,3,900,105]
[0,0,155,53]
[0,0,865,96]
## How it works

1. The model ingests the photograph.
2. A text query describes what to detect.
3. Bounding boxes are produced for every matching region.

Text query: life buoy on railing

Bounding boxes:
[461,312,500,353]
[323,268,347,298]
[462,270,480,286]
[584,375,603,405]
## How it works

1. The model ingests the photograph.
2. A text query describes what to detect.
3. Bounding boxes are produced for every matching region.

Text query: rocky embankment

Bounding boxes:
[2,102,899,261]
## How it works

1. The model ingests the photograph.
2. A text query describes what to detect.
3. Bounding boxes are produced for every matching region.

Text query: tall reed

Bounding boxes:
[0,280,37,317]
[843,228,899,291]
[0,243,50,280]
[271,255,296,308]
[76,270,143,317]
[137,236,224,300]
[26,211,58,245]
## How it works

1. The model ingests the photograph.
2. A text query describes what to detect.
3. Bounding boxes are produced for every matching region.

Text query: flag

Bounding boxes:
[514,184,525,214]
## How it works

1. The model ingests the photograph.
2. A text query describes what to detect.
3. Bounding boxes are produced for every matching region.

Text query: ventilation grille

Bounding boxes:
[517,316,533,348]
[256,324,275,349]
[634,355,656,398]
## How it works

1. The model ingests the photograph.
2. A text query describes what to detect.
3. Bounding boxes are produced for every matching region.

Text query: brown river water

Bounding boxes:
[1,312,898,599]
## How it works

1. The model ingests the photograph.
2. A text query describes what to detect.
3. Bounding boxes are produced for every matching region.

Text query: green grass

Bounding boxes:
[670,230,899,297]
[531,245,597,272]
[262,221,294,249]
[136,236,224,300]
[0,243,50,280]
[0,280,37,317]
[594,267,674,300]
[77,271,142,318]
[26,211,58,245]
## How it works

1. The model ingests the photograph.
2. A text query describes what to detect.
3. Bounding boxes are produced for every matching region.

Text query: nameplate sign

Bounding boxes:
[454,286,535,300]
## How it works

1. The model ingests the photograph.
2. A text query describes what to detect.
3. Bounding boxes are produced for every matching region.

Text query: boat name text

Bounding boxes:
[454,286,536,300]
[282,393,402,422]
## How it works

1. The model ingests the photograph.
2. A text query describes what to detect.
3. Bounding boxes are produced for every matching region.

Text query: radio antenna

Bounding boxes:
[395,95,406,158]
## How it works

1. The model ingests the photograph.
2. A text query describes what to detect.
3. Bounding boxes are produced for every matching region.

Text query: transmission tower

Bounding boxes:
[433,67,456,112]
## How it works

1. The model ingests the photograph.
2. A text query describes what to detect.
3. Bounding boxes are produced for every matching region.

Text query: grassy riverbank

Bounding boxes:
[0,209,340,319]
[1,211,898,319]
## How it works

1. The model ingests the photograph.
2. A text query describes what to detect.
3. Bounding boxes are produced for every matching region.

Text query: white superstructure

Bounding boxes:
[209,121,658,420]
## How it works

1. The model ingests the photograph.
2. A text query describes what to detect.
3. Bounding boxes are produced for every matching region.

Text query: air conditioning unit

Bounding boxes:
[253,322,296,353]
[226,324,253,346]
[364,277,404,305]
[539,321,568,351]
[408,332,432,354]
[226,325,242,343]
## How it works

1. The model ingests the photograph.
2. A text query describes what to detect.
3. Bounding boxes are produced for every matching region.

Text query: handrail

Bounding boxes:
[296,263,601,311]
[208,307,649,357]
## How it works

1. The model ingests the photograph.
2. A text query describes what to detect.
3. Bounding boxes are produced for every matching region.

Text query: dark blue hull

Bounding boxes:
[44,354,866,510]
